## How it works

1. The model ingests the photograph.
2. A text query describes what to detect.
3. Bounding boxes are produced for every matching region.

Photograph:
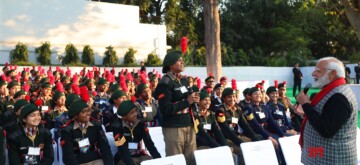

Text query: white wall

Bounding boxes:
[0,0,167,65]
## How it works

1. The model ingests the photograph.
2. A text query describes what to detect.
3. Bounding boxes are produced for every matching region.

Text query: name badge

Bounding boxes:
[42,106,49,112]
[203,124,211,130]
[143,107,152,113]
[28,147,40,156]
[275,110,283,116]
[259,112,266,119]
[180,86,188,93]
[231,117,238,124]
[78,138,90,147]
[128,142,138,150]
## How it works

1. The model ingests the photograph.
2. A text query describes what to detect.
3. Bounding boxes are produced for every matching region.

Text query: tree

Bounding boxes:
[203,0,222,81]
[123,48,137,65]
[145,52,162,66]
[103,45,119,66]
[339,0,360,40]
[62,44,79,65]
[9,42,28,64]
[35,42,51,65]
[82,45,95,65]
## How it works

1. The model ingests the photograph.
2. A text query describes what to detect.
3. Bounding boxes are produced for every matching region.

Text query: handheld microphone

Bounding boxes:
[296,83,312,105]
[303,83,312,94]
[187,87,199,112]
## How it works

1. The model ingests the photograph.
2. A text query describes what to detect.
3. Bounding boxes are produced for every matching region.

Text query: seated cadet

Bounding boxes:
[103,90,127,132]
[195,90,228,149]
[209,83,223,112]
[215,88,262,165]
[134,83,162,127]
[7,103,54,165]
[93,78,111,112]
[37,82,52,107]
[277,82,302,132]
[0,99,29,136]
[50,84,68,140]
[111,99,161,165]
[13,90,26,102]
[238,88,251,110]
[5,80,21,112]
[61,99,114,165]
[245,87,284,140]
[0,126,4,165]
[265,86,297,136]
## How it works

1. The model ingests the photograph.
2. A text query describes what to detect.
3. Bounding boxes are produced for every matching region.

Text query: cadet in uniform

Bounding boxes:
[7,103,54,165]
[0,99,29,136]
[265,86,297,136]
[195,90,228,149]
[103,90,127,132]
[5,81,21,112]
[0,79,7,115]
[111,100,161,165]
[155,50,199,165]
[134,83,162,127]
[61,99,114,165]
[215,88,261,165]
[209,83,223,112]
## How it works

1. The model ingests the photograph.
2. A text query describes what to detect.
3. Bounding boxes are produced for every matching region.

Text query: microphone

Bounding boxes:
[187,87,199,112]
[296,83,312,105]
[303,83,312,94]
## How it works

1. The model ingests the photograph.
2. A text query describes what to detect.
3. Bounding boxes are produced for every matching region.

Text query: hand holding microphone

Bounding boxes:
[296,83,312,105]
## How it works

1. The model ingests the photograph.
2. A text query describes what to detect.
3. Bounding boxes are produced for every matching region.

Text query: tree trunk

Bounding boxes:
[203,0,222,82]
[340,0,360,40]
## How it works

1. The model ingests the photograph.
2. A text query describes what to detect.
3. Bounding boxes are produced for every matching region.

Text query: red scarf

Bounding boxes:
[299,78,346,148]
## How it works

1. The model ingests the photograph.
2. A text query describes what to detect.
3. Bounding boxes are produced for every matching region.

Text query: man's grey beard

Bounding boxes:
[314,72,331,88]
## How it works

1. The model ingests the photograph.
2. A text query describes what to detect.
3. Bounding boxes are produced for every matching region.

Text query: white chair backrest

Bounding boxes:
[105,132,118,156]
[57,138,63,165]
[194,146,234,165]
[50,128,55,140]
[141,154,186,165]
[101,125,106,132]
[278,135,303,165]
[52,141,58,165]
[147,127,166,158]
[240,140,278,165]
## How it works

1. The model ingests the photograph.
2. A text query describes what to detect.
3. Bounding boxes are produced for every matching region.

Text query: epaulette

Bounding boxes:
[159,75,170,85]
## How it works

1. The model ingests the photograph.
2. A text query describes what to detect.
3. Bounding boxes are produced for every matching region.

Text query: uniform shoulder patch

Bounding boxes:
[114,136,126,147]
[216,112,226,123]
[158,93,165,100]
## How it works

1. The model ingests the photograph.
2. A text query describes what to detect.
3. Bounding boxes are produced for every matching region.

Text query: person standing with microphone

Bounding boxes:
[295,57,358,165]
[155,50,199,165]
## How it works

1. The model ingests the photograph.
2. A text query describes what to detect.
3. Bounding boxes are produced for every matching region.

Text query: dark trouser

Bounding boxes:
[356,76,360,84]
[293,80,301,97]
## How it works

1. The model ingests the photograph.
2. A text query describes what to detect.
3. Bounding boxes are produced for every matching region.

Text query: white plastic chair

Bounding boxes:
[50,128,56,140]
[105,132,118,156]
[194,146,234,165]
[278,135,303,165]
[101,125,106,132]
[240,140,278,165]
[147,127,166,158]
[141,154,186,165]
[57,138,63,165]
[357,128,360,165]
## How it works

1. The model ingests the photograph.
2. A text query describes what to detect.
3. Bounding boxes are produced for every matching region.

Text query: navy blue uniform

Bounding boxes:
[266,102,293,133]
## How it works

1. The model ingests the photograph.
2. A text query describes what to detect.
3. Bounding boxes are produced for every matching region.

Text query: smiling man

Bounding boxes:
[295,57,358,165]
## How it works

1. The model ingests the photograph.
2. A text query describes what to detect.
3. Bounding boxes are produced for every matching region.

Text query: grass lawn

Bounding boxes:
[286,88,360,128]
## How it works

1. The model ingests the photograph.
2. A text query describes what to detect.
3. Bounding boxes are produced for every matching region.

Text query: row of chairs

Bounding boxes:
[4,127,360,165]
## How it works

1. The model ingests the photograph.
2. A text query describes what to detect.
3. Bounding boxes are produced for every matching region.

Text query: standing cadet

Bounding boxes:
[61,99,114,165]
[7,103,54,165]
[155,50,199,165]
[111,100,161,165]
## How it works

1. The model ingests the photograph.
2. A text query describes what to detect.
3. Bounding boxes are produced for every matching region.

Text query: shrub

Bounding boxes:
[9,42,28,63]
[145,52,162,66]
[123,48,137,65]
[62,43,79,65]
[103,45,118,66]
[82,45,95,65]
[35,42,51,65]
